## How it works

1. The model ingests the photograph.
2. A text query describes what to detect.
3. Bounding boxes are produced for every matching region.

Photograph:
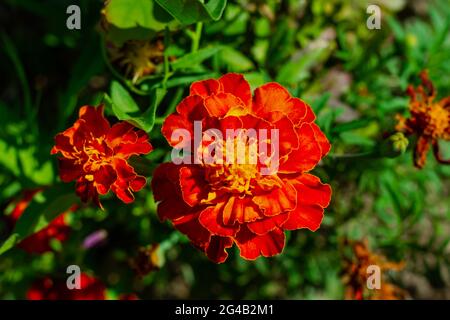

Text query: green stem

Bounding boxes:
[154,117,165,125]
[2,33,33,127]
[329,150,376,159]
[162,27,171,89]
[191,22,203,53]
[163,87,183,117]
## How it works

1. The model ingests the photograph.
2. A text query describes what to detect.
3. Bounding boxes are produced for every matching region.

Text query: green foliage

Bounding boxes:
[107,81,165,132]
[0,0,449,300]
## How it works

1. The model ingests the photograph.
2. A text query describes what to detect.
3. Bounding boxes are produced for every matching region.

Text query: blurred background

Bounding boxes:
[0,0,449,299]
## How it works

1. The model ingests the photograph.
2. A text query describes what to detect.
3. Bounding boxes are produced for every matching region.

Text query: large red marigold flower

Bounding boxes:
[7,189,73,254]
[51,105,153,207]
[396,70,450,168]
[152,73,331,263]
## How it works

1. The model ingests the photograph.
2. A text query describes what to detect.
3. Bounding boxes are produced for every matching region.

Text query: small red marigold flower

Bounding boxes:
[396,70,450,168]
[8,189,73,254]
[51,105,153,207]
[152,73,332,263]
[27,273,106,300]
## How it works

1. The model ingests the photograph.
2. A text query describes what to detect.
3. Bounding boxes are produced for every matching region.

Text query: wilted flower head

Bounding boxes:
[342,239,405,300]
[152,73,331,263]
[51,105,152,208]
[131,244,164,276]
[109,39,164,83]
[7,189,73,254]
[396,70,450,168]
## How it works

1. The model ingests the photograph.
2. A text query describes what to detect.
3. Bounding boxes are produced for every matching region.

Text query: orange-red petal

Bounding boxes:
[218,73,252,108]
[235,226,285,260]
[205,236,233,263]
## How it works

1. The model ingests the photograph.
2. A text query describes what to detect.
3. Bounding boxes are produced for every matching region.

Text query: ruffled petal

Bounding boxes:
[106,122,134,147]
[162,95,206,147]
[78,105,110,137]
[218,73,252,108]
[190,79,221,98]
[114,130,153,158]
[222,196,263,224]
[414,135,430,169]
[247,213,289,235]
[282,203,324,231]
[295,173,332,207]
[205,236,233,263]
[52,132,76,156]
[252,181,297,216]
[278,123,322,173]
[110,158,144,203]
[204,93,245,118]
[199,203,239,237]
[93,164,117,195]
[235,225,285,260]
[179,166,209,206]
[58,159,83,182]
[172,211,211,248]
[152,163,190,221]
[311,123,331,157]
[280,173,330,231]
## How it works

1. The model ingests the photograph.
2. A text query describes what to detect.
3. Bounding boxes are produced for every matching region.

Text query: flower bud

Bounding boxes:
[379,132,409,158]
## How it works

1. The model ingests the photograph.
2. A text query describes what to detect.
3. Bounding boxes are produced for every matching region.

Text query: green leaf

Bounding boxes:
[104,25,157,47]
[108,81,165,132]
[219,46,254,72]
[0,234,20,256]
[332,118,373,134]
[14,192,78,238]
[0,186,79,256]
[103,0,176,31]
[171,46,222,70]
[0,139,54,185]
[276,45,332,85]
[110,81,140,113]
[155,0,227,25]
[386,17,405,41]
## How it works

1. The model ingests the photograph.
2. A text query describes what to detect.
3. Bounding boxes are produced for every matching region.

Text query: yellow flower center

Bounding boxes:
[74,137,112,172]
[205,163,259,195]
[425,103,449,138]
[202,134,260,195]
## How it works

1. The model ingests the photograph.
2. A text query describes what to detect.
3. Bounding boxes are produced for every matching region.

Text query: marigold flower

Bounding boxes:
[27,273,138,300]
[27,273,106,300]
[342,239,406,300]
[396,70,450,168]
[152,73,331,263]
[51,105,152,207]
[7,189,73,254]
